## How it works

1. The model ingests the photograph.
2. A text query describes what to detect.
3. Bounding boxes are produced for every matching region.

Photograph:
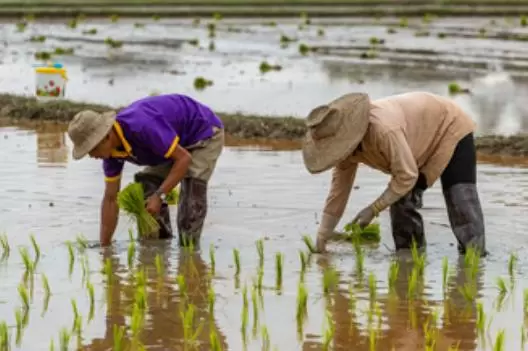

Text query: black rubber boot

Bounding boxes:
[443,183,486,256]
[177,177,208,248]
[389,188,426,250]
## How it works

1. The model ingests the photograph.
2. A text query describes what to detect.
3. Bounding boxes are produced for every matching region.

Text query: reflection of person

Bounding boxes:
[83,242,228,350]
[302,92,486,256]
[66,94,224,247]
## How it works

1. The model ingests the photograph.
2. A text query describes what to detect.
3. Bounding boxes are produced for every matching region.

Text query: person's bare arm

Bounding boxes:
[100,179,121,246]
[157,144,192,195]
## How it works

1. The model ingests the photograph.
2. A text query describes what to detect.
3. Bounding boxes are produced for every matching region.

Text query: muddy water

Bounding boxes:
[1,121,528,350]
[2,16,528,134]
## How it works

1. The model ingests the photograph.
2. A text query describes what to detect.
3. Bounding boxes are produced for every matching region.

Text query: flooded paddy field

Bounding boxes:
[1,121,528,350]
[2,16,528,134]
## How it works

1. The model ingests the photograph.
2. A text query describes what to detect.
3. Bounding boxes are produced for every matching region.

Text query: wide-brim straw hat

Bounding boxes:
[67,110,117,160]
[302,92,371,174]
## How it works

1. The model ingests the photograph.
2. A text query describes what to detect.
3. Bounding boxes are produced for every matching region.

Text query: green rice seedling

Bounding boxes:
[18,283,30,310]
[442,257,449,295]
[296,281,308,338]
[117,182,160,238]
[354,242,365,278]
[476,302,486,336]
[87,281,95,322]
[233,248,241,276]
[71,299,79,328]
[207,286,216,318]
[322,266,339,296]
[508,252,517,281]
[113,324,125,351]
[275,252,283,291]
[210,328,223,351]
[251,285,259,336]
[368,272,377,306]
[30,234,40,264]
[410,241,425,275]
[343,222,381,244]
[66,241,75,276]
[388,259,399,293]
[42,276,51,317]
[209,244,216,275]
[408,267,419,299]
[0,321,8,350]
[155,254,164,277]
[493,329,505,351]
[496,277,508,297]
[59,327,70,351]
[522,325,526,348]
[458,282,476,304]
[447,341,461,351]
[256,239,264,269]
[130,303,144,343]
[19,247,33,274]
[127,241,136,268]
[302,235,316,253]
[256,268,264,295]
[0,234,9,259]
[322,310,335,351]
[369,328,377,351]
[241,285,249,345]
[348,283,356,314]
[181,304,204,349]
[103,257,113,284]
[176,274,187,300]
[261,325,270,351]
[75,234,88,252]
[14,309,24,346]
[299,250,307,273]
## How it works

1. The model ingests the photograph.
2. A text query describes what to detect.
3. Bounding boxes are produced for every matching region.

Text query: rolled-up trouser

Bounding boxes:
[133,127,224,247]
[390,133,486,255]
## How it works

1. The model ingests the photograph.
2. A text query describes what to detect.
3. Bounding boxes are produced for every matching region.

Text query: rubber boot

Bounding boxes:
[177,177,208,248]
[443,183,486,256]
[389,188,426,250]
[134,172,173,239]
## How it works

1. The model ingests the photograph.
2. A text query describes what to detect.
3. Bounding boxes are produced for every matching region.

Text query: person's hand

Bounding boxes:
[146,195,162,216]
[352,206,376,228]
[315,230,331,253]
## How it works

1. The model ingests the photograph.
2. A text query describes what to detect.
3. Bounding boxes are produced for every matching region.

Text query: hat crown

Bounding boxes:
[306,106,342,141]
[68,110,105,146]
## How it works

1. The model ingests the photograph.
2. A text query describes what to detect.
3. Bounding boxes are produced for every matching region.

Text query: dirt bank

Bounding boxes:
[3,2,528,18]
[1,93,528,158]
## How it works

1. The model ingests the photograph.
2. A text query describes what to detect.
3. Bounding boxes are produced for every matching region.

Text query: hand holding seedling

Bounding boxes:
[352,205,376,228]
[145,194,162,215]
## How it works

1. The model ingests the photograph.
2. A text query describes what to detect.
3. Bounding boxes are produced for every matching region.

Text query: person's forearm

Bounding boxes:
[100,198,119,246]
[158,157,191,195]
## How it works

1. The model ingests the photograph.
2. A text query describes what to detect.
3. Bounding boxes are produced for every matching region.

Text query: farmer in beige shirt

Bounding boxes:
[302,91,486,255]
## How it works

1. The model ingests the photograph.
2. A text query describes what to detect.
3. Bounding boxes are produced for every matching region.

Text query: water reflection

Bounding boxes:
[83,242,228,350]
[306,252,483,350]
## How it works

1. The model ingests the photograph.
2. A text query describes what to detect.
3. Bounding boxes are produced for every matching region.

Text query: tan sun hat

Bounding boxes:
[302,92,371,174]
[67,110,117,160]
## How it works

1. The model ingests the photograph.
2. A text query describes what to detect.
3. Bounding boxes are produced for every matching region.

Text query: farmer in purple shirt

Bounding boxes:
[67,94,225,247]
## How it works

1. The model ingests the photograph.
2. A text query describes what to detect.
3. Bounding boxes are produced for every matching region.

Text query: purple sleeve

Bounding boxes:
[140,118,180,159]
[103,158,125,182]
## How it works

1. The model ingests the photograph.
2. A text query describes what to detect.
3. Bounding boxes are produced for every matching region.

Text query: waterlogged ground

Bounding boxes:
[2,16,528,134]
[1,121,528,350]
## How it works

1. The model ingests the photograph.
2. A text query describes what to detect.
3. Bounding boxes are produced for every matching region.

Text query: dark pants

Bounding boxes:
[390,133,486,255]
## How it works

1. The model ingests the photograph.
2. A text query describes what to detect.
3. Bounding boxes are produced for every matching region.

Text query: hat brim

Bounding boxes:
[302,101,370,174]
[71,111,116,160]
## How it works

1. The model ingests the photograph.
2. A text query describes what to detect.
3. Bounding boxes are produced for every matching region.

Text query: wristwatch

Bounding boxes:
[154,188,166,201]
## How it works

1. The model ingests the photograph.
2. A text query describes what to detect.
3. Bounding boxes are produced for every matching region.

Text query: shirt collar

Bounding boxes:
[110,121,133,158]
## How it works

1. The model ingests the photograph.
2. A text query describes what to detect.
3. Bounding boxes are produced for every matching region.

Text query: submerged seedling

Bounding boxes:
[322,266,339,296]
[322,310,335,351]
[275,252,283,291]
[127,241,136,268]
[476,302,486,336]
[296,281,308,336]
[155,253,164,277]
[368,272,377,305]
[388,260,399,293]
[302,235,316,253]
[209,244,216,275]
[256,239,264,268]
[353,242,364,278]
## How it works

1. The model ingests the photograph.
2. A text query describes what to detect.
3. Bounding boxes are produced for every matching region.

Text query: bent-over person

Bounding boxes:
[67,94,224,247]
[302,91,486,256]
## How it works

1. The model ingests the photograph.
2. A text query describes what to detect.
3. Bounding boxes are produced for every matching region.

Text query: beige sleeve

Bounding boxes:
[372,129,419,212]
[319,162,358,232]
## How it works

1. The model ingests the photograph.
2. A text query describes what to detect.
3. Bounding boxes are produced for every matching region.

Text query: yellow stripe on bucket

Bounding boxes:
[35,67,68,80]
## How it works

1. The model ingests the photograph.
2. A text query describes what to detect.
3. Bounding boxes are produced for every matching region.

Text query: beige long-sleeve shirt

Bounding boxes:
[320,91,476,229]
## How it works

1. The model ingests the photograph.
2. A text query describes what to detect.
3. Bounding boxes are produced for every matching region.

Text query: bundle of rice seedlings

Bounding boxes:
[343,222,381,244]
[166,187,180,205]
[117,182,160,239]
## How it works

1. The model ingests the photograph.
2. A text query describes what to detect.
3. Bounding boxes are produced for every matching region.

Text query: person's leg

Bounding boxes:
[440,133,486,256]
[389,173,427,250]
[177,128,225,247]
[134,163,174,239]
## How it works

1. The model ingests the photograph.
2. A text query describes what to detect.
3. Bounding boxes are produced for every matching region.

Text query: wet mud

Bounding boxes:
[1,122,528,350]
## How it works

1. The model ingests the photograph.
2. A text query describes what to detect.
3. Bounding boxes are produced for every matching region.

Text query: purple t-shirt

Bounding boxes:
[103,94,223,181]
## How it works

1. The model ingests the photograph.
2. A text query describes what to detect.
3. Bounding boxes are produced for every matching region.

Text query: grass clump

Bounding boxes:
[259,61,282,74]
[117,182,160,239]
[193,77,214,90]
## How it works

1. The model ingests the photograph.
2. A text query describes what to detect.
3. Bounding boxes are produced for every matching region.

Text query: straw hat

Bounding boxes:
[302,93,371,174]
[67,110,116,160]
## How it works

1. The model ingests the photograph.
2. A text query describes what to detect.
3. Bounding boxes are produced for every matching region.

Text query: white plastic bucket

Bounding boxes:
[35,65,68,100]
